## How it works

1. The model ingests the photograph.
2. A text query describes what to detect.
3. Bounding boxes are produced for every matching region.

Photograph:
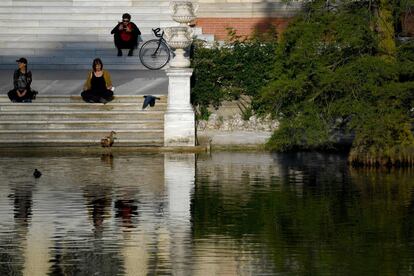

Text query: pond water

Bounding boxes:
[0,152,413,275]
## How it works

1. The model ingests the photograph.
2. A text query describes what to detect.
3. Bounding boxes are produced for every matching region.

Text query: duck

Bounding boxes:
[101,131,117,149]
[33,169,42,178]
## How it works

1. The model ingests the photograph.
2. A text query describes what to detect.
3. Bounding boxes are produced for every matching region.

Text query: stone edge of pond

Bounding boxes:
[0,146,207,156]
[0,144,268,157]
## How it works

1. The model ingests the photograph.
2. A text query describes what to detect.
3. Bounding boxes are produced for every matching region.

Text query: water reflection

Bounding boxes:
[0,152,413,275]
[193,152,414,275]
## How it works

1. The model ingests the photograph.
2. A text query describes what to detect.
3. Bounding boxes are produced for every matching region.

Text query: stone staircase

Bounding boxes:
[0,95,166,147]
[0,0,184,70]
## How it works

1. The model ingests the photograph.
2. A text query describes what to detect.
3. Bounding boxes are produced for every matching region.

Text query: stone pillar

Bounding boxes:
[164,68,195,147]
[164,1,197,147]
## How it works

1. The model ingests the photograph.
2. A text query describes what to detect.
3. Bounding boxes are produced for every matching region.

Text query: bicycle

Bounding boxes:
[139,28,171,70]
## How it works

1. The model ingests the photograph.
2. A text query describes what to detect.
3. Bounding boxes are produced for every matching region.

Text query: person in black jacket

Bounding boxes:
[111,13,141,57]
[7,57,37,102]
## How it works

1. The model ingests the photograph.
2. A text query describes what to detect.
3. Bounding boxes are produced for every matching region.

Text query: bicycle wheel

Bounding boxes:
[139,39,170,70]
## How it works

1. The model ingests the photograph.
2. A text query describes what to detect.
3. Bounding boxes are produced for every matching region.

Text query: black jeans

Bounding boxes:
[81,89,114,103]
[8,89,35,102]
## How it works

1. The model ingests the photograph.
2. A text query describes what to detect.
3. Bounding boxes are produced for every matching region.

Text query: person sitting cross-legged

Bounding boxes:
[8,57,37,103]
[81,58,114,104]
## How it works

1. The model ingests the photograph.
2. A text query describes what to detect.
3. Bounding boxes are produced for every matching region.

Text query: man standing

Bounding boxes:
[111,13,141,56]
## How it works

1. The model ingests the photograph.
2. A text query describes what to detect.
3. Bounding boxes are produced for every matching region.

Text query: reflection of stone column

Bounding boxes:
[165,153,195,219]
[164,153,195,272]
[22,191,52,276]
[164,68,195,146]
[122,231,149,276]
[23,222,53,276]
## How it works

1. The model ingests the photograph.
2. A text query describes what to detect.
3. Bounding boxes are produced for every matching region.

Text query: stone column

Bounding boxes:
[164,68,195,146]
[164,1,197,147]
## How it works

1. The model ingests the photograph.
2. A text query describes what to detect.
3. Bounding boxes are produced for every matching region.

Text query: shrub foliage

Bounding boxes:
[259,0,414,166]
[191,29,278,120]
[191,0,414,166]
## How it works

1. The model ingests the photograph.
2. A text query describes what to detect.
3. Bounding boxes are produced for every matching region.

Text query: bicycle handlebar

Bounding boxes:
[152,28,164,38]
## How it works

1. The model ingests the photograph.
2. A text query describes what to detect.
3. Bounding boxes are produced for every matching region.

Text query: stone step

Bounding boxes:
[0,63,157,70]
[0,138,164,147]
[0,56,144,64]
[0,42,167,52]
[0,120,163,130]
[0,34,150,42]
[0,129,163,140]
[0,13,172,21]
[0,102,167,111]
[0,27,170,35]
[0,0,204,70]
[10,1,170,7]
[0,111,165,121]
[0,50,160,62]
[0,48,140,58]
[0,20,173,28]
[0,28,200,45]
[0,6,171,14]
[0,56,166,70]
[0,95,167,103]
[12,0,169,2]
[0,44,174,70]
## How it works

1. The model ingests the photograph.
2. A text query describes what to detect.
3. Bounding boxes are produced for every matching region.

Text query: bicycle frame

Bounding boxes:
[151,36,169,58]
[139,28,172,70]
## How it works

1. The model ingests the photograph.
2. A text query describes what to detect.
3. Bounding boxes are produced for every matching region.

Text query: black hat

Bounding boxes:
[16,57,27,64]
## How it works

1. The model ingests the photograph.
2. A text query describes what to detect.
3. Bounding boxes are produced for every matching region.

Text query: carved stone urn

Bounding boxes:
[171,1,197,26]
[165,26,192,68]
[165,1,197,68]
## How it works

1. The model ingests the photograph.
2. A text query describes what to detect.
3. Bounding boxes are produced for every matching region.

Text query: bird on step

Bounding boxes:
[33,169,42,178]
[142,95,161,109]
[101,131,117,152]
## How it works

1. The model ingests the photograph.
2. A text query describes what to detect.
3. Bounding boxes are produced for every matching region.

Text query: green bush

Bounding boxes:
[260,0,414,166]
[191,29,278,119]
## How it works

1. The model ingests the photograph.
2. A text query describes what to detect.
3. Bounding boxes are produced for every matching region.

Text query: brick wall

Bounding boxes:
[196,17,292,40]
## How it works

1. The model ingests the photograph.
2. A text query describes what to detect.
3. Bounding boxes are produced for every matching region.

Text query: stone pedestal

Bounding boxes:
[164,68,195,147]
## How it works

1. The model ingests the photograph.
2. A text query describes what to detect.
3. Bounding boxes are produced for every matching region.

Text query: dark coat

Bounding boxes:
[8,69,36,102]
[111,22,141,49]
[13,69,32,92]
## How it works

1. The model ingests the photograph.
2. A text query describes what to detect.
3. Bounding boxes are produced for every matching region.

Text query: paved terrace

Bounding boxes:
[0,69,168,96]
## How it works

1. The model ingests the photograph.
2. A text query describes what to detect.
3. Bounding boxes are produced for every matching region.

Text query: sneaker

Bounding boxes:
[117,49,122,56]
[22,99,32,103]
[100,98,108,104]
[128,49,134,56]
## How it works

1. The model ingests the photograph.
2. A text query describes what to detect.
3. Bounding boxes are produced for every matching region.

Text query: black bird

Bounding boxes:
[33,169,42,178]
[142,95,161,109]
